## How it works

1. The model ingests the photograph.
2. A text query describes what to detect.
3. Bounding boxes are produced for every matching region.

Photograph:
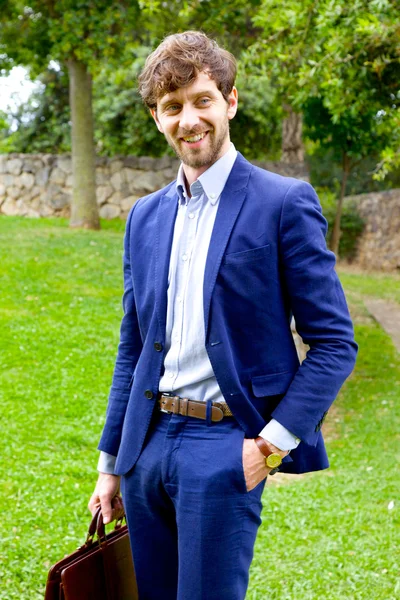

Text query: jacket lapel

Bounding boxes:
[155,186,179,332]
[203,153,252,338]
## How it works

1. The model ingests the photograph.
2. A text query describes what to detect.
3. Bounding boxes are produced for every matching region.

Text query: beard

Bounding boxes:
[166,118,229,169]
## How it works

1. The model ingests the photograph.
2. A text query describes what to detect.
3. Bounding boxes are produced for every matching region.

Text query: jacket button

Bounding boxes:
[154,342,163,352]
[144,390,154,400]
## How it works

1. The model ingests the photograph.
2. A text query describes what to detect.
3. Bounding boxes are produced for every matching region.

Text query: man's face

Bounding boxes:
[151,72,238,173]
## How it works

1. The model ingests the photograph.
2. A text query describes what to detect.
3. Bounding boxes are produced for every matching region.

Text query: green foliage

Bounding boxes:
[0,217,399,598]
[308,146,400,197]
[317,189,365,260]
[249,0,400,178]
[323,199,365,260]
[0,67,71,154]
[0,1,142,77]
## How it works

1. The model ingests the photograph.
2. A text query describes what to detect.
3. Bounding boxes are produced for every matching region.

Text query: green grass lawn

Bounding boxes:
[0,216,399,599]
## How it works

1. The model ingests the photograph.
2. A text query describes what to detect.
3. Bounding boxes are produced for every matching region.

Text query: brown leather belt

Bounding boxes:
[158,394,233,422]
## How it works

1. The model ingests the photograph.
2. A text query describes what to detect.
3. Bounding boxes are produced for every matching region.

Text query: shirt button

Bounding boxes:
[154,342,163,352]
[210,193,216,199]
[182,254,188,261]
[188,212,195,219]
[144,390,154,399]
[295,437,301,444]
[168,372,175,378]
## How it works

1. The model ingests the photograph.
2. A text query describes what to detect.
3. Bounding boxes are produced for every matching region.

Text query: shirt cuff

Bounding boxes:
[258,419,301,451]
[97,451,117,474]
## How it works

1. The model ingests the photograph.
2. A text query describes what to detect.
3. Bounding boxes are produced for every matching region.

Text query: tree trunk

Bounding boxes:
[67,58,100,229]
[281,103,304,163]
[330,153,350,257]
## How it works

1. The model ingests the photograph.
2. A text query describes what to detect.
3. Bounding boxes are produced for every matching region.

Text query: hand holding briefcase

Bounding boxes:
[45,507,138,599]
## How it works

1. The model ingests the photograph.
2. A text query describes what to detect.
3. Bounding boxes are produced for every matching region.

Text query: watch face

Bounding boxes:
[266,453,282,469]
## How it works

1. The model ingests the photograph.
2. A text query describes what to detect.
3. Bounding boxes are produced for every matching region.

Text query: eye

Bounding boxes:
[198,97,211,106]
[165,104,180,113]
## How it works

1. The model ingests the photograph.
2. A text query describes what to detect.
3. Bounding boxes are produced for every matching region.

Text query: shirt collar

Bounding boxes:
[176,143,238,206]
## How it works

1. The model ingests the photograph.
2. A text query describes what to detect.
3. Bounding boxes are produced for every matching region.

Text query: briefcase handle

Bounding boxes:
[86,507,125,545]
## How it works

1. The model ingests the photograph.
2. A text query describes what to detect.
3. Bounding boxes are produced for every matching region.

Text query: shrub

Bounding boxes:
[317,188,365,260]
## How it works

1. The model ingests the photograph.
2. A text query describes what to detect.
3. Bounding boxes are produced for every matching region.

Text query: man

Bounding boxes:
[89,31,357,599]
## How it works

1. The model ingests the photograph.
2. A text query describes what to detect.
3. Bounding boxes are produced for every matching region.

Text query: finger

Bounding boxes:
[88,496,101,515]
[100,495,113,525]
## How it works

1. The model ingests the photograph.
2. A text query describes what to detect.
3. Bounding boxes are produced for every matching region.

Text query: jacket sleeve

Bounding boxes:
[271,180,358,446]
[98,205,143,456]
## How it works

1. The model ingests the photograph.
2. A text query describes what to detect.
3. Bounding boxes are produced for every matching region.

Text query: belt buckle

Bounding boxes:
[159,392,175,414]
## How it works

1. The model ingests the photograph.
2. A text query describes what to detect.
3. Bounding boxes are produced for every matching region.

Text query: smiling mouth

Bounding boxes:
[181,131,208,143]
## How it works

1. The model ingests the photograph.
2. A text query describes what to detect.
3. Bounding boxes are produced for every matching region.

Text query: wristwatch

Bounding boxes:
[255,437,284,471]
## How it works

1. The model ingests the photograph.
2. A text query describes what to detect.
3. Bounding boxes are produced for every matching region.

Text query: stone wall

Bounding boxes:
[349,189,400,271]
[0,153,309,220]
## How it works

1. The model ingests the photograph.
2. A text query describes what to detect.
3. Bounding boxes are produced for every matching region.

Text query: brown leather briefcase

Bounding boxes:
[45,507,138,599]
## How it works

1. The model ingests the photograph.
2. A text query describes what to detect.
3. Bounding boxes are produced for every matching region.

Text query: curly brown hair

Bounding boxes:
[138,31,237,109]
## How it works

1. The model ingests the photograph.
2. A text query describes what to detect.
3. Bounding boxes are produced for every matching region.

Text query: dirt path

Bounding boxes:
[363,297,400,353]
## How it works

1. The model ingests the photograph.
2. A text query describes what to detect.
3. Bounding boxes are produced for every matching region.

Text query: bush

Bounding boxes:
[317,188,365,260]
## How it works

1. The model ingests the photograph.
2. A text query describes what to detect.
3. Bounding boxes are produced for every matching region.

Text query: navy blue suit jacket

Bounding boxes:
[98,153,357,475]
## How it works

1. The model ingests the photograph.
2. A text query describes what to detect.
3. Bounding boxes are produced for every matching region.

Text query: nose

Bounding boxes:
[179,104,200,132]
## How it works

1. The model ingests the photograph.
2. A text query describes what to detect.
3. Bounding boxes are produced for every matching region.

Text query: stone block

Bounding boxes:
[42,155,56,167]
[50,167,66,185]
[30,196,41,210]
[96,185,113,206]
[110,159,123,175]
[138,156,156,170]
[36,167,50,186]
[57,156,72,173]
[39,203,54,217]
[0,184,5,196]
[1,197,19,215]
[153,156,173,170]
[20,172,35,189]
[0,156,7,174]
[121,195,140,212]
[22,158,36,173]
[25,207,40,218]
[122,168,142,184]
[100,203,121,219]
[132,171,165,193]
[96,168,110,185]
[34,159,44,170]
[66,174,73,187]
[7,158,23,175]
[2,174,15,187]
[8,186,21,199]
[46,183,70,209]
[108,191,122,205]
[110,170,124,191]
[30,185,41,198]
[123,156,139,169]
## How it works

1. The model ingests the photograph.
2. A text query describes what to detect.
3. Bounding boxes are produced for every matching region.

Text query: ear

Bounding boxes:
[150,108,164,133]
[227,86,238,121]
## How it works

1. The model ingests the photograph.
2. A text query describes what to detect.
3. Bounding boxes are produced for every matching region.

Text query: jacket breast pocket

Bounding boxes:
[223,244,271,265]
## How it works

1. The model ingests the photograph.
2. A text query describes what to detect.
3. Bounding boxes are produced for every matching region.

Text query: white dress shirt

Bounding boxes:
[98,144,300,474]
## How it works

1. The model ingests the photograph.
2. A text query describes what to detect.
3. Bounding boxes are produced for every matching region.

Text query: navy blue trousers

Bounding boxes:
[121,409,266,600]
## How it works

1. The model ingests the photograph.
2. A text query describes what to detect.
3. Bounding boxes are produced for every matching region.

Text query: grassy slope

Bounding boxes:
[0,217,399,599]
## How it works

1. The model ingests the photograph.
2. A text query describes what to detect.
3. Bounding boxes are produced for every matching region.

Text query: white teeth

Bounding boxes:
[183,132,206,143]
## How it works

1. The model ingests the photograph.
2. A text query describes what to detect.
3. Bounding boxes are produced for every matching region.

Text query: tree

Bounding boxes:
[1,0,283,161]
[0,66,70,154]
[249,0,400,254]
[0,1,141,229]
